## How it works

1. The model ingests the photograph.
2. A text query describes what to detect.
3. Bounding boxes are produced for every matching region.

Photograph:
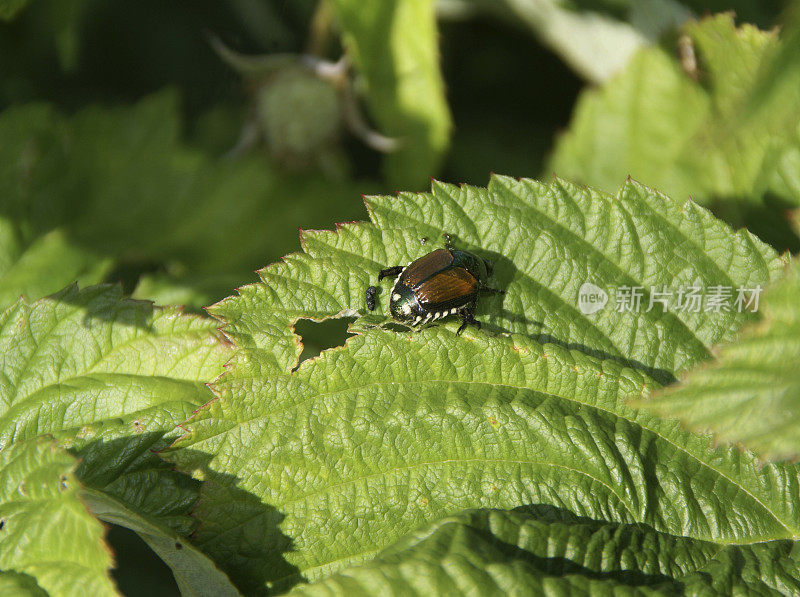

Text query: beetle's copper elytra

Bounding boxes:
[365,234,503,335]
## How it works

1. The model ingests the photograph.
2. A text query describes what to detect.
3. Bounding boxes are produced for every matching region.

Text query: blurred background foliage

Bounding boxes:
[0,0,798,592]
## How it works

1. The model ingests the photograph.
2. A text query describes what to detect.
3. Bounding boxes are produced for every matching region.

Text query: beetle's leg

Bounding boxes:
[456,309,481,336]
[479,287,505,295]
[378,266,403,281]
[443,233,454,251]
[365,286,379,311]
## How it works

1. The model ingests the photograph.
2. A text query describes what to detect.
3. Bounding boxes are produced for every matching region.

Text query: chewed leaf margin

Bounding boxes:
[173,175,799,594]
[207,174,785,379]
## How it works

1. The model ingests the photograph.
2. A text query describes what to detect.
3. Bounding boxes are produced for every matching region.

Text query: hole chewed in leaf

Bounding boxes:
[293,316,357,370]
[171,175,798,594]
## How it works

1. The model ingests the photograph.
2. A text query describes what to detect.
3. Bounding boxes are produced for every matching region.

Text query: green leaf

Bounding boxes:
[0,224,111,313]
[0,439,117,596]
[210,176,782,379]
[445,1,780,85]
[0,285,234,592]
[548,14,800,248]
[287,508,800,596]
[0,284,226,446]
[132,272,222,314]
[74,431,202,536]
[0,571,48,597]
[81,489,240,597]
[636,257,800,462]
[0,0,29,21]
[48,0,90,71]
[0,103,112,307]
[167,175,794,593]
[0,0,88,67]
[489,0,689,83]
[0,284,229,529]
[671,0,780,27]
[331,0,452,187]
[0,91,371,310]
[740,1,800,125]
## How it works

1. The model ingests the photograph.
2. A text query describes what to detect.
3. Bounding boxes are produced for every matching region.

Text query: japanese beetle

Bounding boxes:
[366,234,503,335]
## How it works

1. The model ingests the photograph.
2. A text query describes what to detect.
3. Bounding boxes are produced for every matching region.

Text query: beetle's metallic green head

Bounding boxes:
[388,284,422,321]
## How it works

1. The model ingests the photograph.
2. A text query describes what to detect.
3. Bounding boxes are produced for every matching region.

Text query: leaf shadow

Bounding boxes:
[166,447,303,596]
[708,193,800,254]
[68,431,300,595]
[469,248,677,386]
[73,431,200,534]
[494,504,688,590]
[50,283,157,331]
